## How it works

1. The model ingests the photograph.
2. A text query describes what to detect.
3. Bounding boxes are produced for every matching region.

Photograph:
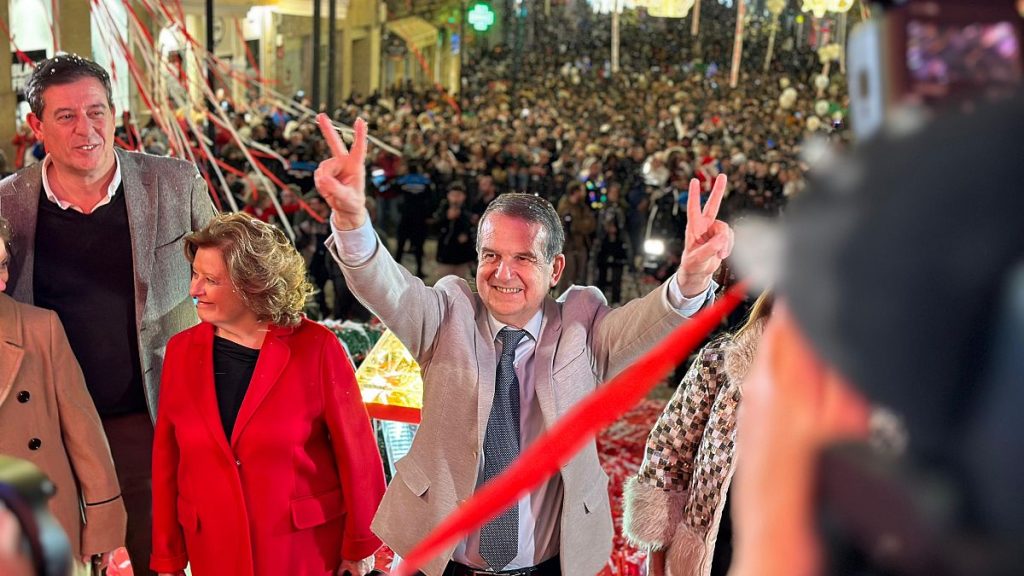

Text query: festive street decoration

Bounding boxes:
[730,0,747,88]
[827,0,855,13]
[643,0,697,19]
[779,86,799,110]
[801,0,828,18]
[0,0,404,235]
[764,0,787,71]
[320,319,385,365]
[354,329,424,424]
[814,99,830,116]
[817,42,842,64]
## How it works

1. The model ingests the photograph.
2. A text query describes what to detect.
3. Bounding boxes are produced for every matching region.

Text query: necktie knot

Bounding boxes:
[498,327,528,356]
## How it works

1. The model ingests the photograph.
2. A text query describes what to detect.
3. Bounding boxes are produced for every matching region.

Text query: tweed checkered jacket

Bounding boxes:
[623,318,765,576]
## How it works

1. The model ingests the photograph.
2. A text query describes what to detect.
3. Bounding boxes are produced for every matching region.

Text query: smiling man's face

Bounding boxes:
[476,213,564,328]
[28,76,116,181]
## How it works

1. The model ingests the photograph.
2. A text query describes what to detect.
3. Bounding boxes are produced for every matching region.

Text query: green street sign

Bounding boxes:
[468,3,496,32]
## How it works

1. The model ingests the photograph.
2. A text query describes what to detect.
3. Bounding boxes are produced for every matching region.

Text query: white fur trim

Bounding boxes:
[622,477,687,549]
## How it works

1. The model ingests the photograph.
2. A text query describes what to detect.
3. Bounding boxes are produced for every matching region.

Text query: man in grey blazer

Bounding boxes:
[315,116,733,576]
[0,55,215,574]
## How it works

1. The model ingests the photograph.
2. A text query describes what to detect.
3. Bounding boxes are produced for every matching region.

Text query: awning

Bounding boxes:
[386,16,438,51]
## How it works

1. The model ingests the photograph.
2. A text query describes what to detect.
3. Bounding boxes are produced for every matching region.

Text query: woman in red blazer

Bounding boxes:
[151,213,385,576]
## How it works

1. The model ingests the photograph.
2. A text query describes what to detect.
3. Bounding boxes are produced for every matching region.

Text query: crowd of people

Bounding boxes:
[6,4,1014,576]
[111,2,844,316]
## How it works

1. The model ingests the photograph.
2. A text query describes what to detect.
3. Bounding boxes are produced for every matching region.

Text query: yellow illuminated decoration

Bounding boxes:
[802,0,853,17]
[827,0,855,13]
[355,330,424,423]
[643,0,696,18]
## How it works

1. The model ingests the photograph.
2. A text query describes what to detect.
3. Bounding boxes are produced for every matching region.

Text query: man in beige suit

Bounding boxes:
[315,115,734,576]
[0,55,215,574]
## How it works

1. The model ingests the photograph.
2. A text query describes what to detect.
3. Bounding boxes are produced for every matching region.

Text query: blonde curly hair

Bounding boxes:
[185,213,313,327]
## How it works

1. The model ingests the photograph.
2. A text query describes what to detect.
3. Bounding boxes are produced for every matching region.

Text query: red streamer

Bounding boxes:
[0,16,37,67]
[394,284,748,575]
[50,0,59,54]
[408,44,461,116]
[235,17,268,85]
[197,165,224,212]
[119,0,155,49]
[366,404,422,425]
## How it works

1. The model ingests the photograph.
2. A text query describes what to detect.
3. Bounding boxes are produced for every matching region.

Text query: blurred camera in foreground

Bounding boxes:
[0,456,71,576]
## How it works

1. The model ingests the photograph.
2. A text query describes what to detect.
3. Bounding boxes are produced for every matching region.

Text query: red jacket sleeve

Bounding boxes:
[150,337,189,573]
[320,332,386,561]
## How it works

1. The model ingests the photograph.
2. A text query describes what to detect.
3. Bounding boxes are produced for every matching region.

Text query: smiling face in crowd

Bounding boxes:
[476,213,564,328]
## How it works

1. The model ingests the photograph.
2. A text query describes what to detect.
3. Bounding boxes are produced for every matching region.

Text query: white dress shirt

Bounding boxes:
[41,154,123,213]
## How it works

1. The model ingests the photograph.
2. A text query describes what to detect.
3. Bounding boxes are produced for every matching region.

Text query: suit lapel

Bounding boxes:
[189,324,235,461]
[534,298,561,427]
[230,326,291,446]
[1,164,43,304]
[117,149,157,326]
[0,295,25,407]
[476,307,497,452]
[474,299,562,449]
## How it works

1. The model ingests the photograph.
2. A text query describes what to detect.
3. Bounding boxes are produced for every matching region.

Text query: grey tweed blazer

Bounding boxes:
[0,148,216,419]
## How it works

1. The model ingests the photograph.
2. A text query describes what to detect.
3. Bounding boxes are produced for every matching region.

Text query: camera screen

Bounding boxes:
[906,20,1021,98]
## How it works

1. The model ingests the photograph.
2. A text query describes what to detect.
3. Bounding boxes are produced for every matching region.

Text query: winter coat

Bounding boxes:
[623,318,765,576]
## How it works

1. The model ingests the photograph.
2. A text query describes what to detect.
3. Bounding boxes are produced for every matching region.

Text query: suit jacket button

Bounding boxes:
[28,438,42,450]
[235,459,242,467]
[17,391,30,403]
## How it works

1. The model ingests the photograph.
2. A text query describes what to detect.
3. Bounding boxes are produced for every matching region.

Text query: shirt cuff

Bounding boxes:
[328,211,378,266]
[667,275,717,317]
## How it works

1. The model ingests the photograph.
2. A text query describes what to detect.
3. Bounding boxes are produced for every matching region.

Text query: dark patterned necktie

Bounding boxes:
[479,327,528,570]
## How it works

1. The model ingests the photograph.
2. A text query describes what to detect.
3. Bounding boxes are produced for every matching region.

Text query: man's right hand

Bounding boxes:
[314,114,368,230]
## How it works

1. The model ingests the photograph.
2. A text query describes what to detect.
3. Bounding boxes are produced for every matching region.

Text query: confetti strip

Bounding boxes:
[0,16,38,67]
[82,0,409,224]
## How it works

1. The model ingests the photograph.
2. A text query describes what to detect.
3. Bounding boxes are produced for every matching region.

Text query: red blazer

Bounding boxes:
[151,319,385,575]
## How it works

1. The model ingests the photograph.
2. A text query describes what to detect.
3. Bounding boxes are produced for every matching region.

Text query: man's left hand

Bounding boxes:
[677,174,734,297]
[337,555,375,576]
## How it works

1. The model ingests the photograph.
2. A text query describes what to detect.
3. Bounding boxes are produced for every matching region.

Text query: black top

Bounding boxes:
[213,336,260,439]
[33,185,146,417]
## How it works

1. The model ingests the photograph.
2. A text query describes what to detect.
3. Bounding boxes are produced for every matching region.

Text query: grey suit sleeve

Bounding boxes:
[326,232,448,363]
[189,166,217,230]
[590,279,690,380]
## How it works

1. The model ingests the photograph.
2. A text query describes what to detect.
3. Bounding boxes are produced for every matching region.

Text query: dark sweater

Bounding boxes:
[213,336,260,439]
[34,185,146,417]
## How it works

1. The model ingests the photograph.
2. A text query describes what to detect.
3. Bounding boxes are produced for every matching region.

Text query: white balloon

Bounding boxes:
[814,74,830,90]
[806,116,822,131]
[815,99,830,116]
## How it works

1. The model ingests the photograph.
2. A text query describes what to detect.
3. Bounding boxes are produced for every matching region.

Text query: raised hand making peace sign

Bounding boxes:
[678,174,735,297]
[313,113,369,230]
